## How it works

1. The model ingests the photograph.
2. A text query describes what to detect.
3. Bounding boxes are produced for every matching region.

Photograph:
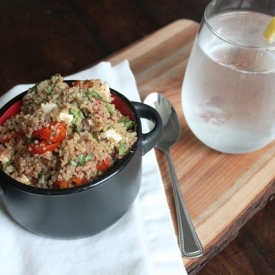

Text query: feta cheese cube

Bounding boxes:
[0,148,11,163]
[59,112,74,125]
[106,128,122,142]
[41,103,57,114]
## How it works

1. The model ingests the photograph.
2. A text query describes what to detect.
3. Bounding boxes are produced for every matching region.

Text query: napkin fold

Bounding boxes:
[0,61,187,275]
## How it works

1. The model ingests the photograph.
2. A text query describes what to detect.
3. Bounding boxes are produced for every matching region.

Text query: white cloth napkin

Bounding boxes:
[0,61,187,275]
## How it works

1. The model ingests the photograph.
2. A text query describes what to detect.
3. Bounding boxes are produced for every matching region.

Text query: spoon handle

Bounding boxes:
[164,149,203,258]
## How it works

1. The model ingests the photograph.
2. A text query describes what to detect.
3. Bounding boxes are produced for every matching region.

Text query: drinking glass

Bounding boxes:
[181,0,275,154]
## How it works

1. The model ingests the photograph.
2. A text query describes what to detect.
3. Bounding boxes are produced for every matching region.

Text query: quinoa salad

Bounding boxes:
[0,74,137,189]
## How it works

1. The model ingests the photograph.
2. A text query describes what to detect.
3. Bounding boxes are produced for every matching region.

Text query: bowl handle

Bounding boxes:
[132,102,163,156]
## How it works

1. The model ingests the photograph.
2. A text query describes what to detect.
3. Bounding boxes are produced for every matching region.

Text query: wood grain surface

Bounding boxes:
[1,1,275,274]
[107,19,275,274]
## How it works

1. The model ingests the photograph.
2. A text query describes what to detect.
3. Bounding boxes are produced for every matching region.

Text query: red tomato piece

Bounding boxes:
[72,177,88,186]
[73,80,94,88]
[32,122,67,143]
[96,156,111,171]
[82,81,94,88]
[53,180,70,189]
[27,141,60,154]
[1,131,23,144]
[72,80,83,87]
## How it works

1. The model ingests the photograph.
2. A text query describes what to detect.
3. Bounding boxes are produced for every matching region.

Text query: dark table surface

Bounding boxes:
[0,0,208,94]
[1,1,275,274]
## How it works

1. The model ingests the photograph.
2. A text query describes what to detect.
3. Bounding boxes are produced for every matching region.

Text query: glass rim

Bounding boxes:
[204,0,275,50]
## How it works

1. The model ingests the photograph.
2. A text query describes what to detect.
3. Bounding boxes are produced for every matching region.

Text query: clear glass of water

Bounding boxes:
[181,0,275,154]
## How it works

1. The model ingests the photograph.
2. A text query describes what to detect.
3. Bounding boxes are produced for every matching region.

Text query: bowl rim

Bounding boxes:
[0,83,140,195]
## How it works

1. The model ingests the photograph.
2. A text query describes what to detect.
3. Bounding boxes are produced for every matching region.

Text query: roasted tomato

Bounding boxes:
[96,155,111,171]
[53,180,70,189]
[72,177,88,186]
[73,80,94,88]
[32,122,67,143]
[0,131,23,144]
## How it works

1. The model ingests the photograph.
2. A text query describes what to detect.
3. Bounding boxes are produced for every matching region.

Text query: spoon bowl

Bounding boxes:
[144,92,203,258]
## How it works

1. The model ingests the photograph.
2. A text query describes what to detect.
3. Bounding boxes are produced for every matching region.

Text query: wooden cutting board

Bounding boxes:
[107,19,275,274]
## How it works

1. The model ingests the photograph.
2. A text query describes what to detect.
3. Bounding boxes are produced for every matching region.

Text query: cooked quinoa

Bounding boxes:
[0,74,137,189]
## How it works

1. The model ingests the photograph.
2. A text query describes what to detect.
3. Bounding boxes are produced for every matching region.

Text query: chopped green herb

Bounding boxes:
[118,116,136,130]
[118,117,127,123]
[125,121,135,130]
[93,132,99,142]
[86,89,102,99]
[118,142,127,156]
[46,85,53,94]
[37,172,43,179]
[52,73,61,78]
[3,160,12,171]
[86,153,93,161]
[70,153,94,167]
[50,73,61,84]
[70,160,78,167]
[69,108,84,132]
[29,83,39,93]
[27,137,36,144]
[85,89,114,115]
[104,103,114,114]
[78,154,87,165]
[90,90,101,99]
[69,109,84,124]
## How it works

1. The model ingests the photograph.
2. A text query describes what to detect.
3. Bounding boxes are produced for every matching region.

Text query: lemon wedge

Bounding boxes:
[263,16,275,44]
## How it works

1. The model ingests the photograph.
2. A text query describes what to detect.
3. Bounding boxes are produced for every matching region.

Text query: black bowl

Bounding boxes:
[0,86,162,239]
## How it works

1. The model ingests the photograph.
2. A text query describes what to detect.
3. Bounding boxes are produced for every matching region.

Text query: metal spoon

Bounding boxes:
[144,92,203,258]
